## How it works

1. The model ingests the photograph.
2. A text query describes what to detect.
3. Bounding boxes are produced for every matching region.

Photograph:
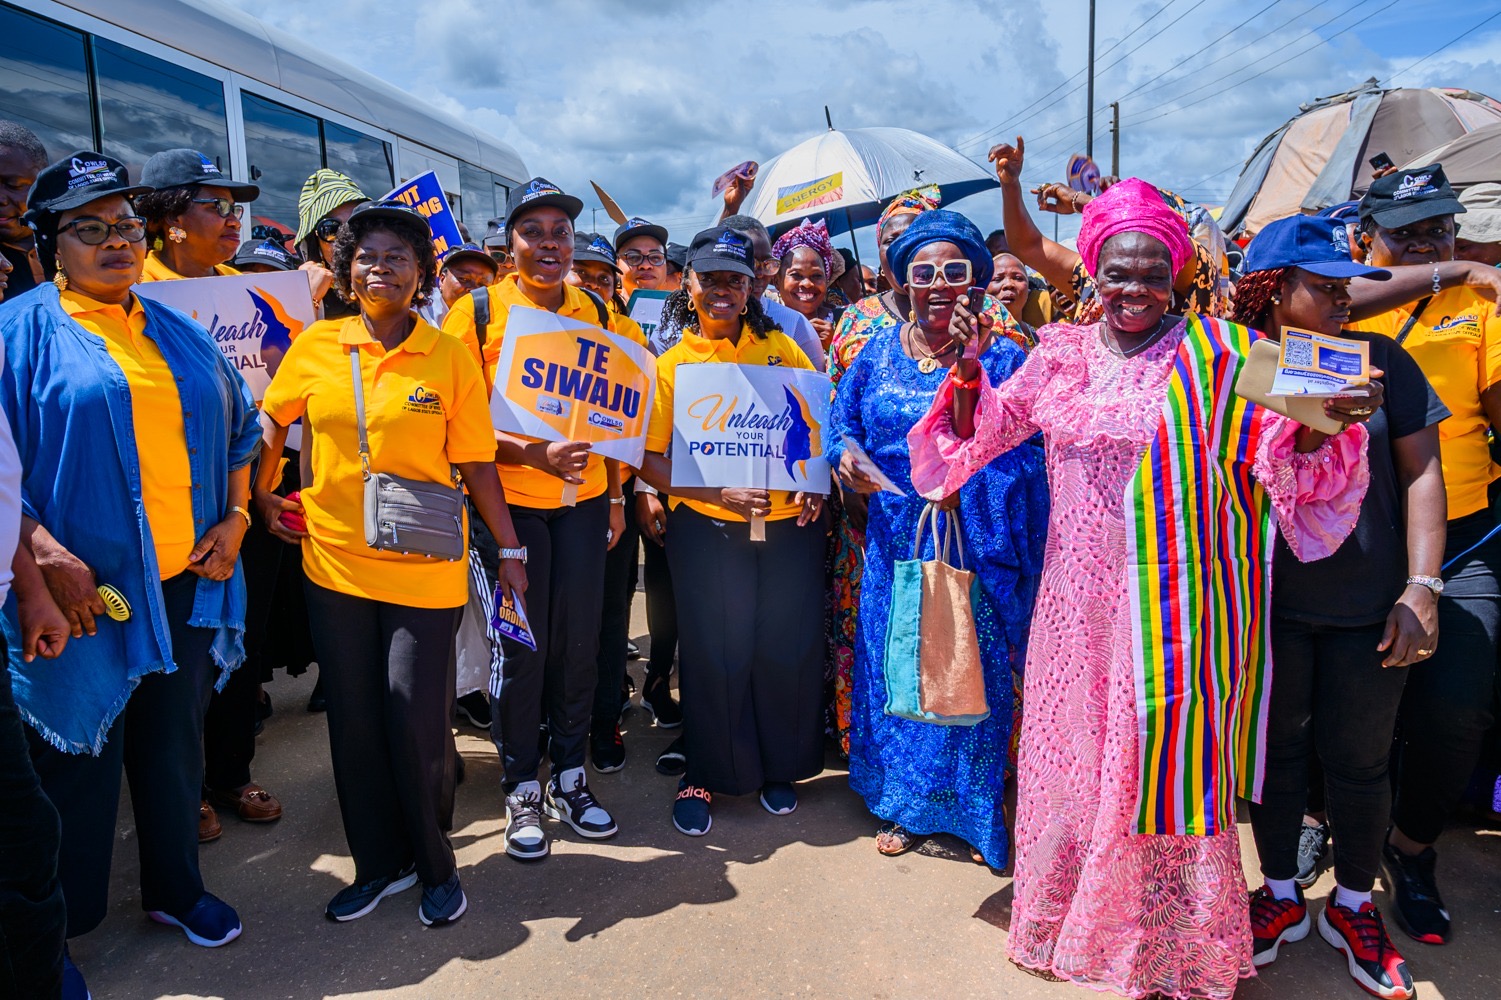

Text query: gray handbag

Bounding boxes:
[351,348,466,561]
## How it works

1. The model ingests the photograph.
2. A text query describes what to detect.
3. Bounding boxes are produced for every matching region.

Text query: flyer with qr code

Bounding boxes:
[1268,327,1370,397]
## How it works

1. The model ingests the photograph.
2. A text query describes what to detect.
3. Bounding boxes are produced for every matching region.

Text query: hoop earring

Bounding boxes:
[741,303,748,315]
[53,265,67,291]
[168,226,187,244]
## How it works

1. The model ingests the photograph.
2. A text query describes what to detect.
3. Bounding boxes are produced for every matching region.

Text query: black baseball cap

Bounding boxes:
[232,237,301,271]
[665,242,688,272]
[1359,163,1466,229]
[614,216,668,249]
[686,225,755,278]
[439,242,498,273]
[349,199,432,231]
[26,151,150,215]
[482,217,508,249]
[141,148,259,200]
[505,177,583,231]
[573,232,620,269]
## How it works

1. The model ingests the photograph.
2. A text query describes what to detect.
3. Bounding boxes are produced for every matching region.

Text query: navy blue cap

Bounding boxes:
[141,148,259,200]
[573,232,619,269]
[26,151,150,215]
[614,216,668,249]
[1316,200,1361,222]
[505,177,583,231]
[686,225,755,278]
[665,242,688,272]
[439,241,498,272]
[232,237,300,271]
[1244,215,1390,280]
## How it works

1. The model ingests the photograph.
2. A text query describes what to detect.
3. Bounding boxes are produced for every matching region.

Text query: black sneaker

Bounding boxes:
[591,724,626,773]
[673,780,712,836]
[759,781,797,815]
[455,692,492,730]
[1381,841,1450,945]
[655,735,687,776]
[306,676,327,713]
[418,872,467,927]
[545,768,618,839]
[504,783,549,861]
[325,864,418,922]
[1295,821,1331,888]
[641,678,683,729]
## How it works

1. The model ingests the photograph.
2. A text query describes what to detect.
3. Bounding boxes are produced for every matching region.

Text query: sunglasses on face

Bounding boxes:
[907,260,972,288]
[487,247,512,265]
[752,257,782,277]
[621,250,665,267]
[192,197,243,219]
[315,218,343,242]
[59,216,148,245]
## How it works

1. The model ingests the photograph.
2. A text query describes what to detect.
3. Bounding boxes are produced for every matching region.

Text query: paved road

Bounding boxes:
[79,627,1500,999]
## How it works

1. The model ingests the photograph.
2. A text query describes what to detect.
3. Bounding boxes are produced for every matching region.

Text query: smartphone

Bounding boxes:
[963,286,989,358]
[1369,152,1395,172]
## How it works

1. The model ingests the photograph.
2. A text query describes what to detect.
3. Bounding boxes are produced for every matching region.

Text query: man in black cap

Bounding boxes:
[231,237,301,274]
[614,216,669,300]
[482,217,514,278]
[425,242,498,326]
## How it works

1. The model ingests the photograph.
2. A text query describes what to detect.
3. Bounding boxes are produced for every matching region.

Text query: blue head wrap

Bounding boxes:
[886,209,994,291]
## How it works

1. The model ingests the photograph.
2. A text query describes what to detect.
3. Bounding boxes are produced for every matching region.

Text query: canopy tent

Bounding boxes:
[1406,122,1501,190]
[737,126,998,240]
[1218,79,1501,238]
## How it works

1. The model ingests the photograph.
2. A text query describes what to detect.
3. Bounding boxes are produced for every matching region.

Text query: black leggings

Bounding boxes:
[303,583,461,888]
[1250,616,1409,892]
[642,520,678,686]
[594,495,640,728]
[1392,510,1501,844]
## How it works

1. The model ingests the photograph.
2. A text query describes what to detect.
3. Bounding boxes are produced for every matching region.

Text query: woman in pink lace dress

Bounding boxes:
[908,180,1377,999]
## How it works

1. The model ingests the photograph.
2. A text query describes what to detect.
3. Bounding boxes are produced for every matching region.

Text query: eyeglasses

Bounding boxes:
[907,260,972,288]
[487,247,512,265]
[315,218,343,242]
[753,257,782,277]
[620,250,665,267]
[58,216,147,245]
[192,197,243,219]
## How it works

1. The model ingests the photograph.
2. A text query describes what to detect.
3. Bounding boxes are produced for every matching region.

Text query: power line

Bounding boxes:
[1383,9,1501,84]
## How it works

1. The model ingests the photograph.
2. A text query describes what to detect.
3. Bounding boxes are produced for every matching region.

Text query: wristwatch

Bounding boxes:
[499,546,528,564]
[1407,574,1444,596]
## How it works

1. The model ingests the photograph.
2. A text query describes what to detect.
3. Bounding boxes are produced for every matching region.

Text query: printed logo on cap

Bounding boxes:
[713,229,749,258]
[523,179,561,201]
[198,153,222,176]
[252,243,286,260]
[66,156,116,190]
[589,236,616,259]
[1393,173,1435,202]
[627,217,652,229]
[1330,223,1351,256]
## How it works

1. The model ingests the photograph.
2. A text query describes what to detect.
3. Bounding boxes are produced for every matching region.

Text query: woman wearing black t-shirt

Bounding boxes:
[1235,216,1447,1000]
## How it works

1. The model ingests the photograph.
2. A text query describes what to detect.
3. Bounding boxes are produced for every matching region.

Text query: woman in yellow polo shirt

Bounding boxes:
[441,179,630,861]
[135,148,257,282]
[1355,164,1501,946]
[256,201,525,927]
[637,225,826,837]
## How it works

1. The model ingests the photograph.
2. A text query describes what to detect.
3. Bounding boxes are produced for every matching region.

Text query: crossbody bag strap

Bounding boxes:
[1394,297,1432,346]
[350,347,371,478]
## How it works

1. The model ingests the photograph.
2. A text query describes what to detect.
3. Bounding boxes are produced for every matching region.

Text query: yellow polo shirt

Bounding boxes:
[645,323,814,522]
[139,252,239,282]
[61,291,196,578]
[263,314,495,608]
[442,275,647,508]
[1358,287,1501,518]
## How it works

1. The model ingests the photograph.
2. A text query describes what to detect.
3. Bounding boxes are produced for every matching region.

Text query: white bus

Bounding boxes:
[0,0,527,243]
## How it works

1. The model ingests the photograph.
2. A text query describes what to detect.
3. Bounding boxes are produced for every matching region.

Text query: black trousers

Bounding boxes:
[0,630,64,998]
[1250,617,1409,891]
[28,573,216,935]
[1392,510,1501,844]
[667,507,825,795]
[593,496,639,729]
[642,524,677,686]
[493,495,609,787]
[304,582,460,888]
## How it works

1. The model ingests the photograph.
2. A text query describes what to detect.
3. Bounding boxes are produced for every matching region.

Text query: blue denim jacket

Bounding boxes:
[0,283,260,753]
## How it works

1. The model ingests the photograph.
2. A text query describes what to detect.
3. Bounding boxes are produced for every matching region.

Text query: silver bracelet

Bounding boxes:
[608,495,627,505]
[1433,265,1442,294]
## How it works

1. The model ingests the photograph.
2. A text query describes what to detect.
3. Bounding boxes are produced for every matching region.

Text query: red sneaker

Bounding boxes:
[1250,884,1310,967]
[1318,899,1416,999]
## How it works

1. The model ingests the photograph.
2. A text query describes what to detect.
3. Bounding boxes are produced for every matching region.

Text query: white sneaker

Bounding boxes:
[504,781,549,860]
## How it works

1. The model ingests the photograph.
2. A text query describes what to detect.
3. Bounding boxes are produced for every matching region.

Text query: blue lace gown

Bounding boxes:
[828,326,1048,868]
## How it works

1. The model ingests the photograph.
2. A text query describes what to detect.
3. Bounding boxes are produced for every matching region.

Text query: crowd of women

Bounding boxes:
[0,115,1499,1000]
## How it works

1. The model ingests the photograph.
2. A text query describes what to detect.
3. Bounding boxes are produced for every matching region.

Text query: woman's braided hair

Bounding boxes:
[661,267,783,339]
[1230,267,1287,332]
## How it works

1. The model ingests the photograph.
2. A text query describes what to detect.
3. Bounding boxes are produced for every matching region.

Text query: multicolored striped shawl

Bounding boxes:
[1125,313,1273,837]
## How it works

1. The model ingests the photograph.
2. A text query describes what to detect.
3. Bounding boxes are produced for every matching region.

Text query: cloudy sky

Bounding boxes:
[224,0,1501,253]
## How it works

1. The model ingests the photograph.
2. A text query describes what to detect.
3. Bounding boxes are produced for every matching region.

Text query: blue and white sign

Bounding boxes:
[383,171,464,256]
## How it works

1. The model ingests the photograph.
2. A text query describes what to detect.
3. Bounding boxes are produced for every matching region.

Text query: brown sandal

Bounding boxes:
[875,822,924,856]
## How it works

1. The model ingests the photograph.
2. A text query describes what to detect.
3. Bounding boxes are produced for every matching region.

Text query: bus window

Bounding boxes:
[0,4,92,160]
[94,38,229,185]
[242,93,321,243]
[459,161,493,232]
[322,121,393,203]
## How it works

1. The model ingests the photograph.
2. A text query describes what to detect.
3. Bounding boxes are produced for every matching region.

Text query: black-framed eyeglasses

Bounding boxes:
[315,218,343,242]
[58,216,147,245]
[191,197,244,219]
[621,250,666,267]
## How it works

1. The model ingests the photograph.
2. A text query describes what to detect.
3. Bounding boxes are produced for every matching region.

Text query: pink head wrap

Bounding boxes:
[771,218,835,278]
[1076,177,1194,279]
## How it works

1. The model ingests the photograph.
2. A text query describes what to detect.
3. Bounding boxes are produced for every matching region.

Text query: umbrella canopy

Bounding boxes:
[739,127,997,238]
[1219,79,1501,238]
[1406,122,1501,191]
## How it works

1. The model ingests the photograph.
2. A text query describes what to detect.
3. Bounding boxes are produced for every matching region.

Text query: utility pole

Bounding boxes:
[1110,101,1120,176]
[1086,0,1097,158]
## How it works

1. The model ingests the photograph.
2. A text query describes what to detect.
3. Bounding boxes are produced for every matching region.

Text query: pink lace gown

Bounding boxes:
[908,320,1367,1000]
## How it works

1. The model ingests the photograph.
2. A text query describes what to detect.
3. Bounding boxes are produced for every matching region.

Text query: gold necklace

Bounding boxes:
[906,323,955,373]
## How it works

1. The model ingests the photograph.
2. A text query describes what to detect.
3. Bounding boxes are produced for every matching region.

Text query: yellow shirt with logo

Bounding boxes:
[61,291,196,578]
[262,314,494,608]
[442,274,647,508]
[645,323,814,522]
[139,252,239,283]
[1358,287,1501,518]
